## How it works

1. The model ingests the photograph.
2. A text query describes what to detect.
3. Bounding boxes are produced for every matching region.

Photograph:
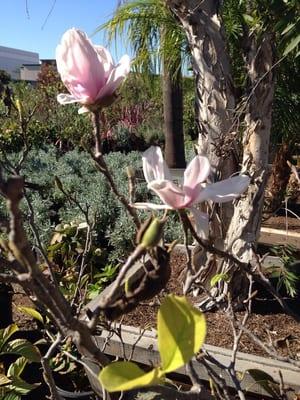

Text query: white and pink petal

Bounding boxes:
[57,93,79,105]
[132,202,172,210]
[96,54,131,101]
[148,180,186,209]
[183,155,210,190]
[195,175,250,204]
[142,146,172,183]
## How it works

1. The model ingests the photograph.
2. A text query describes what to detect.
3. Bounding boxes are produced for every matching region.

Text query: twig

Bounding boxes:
[91,111,140,228]
[23,191,58,285]
[97,245,145,308]
[41,0,57,30]
[0,175,110,367]
[41,333,63,400]
[186,361,202,393]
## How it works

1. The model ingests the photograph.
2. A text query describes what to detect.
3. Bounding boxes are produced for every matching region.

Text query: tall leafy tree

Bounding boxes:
[98,0,187,167]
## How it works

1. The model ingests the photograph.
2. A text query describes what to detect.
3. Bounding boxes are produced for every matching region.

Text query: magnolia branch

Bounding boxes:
[0,175,110,372]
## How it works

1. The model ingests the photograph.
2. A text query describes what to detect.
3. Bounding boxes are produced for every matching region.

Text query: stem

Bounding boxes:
[98,245,145,308]
[42,333,63,400]
[93,110,102,157]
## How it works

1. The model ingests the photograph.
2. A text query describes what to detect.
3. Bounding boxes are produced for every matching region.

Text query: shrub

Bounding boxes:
[0,145,183,264]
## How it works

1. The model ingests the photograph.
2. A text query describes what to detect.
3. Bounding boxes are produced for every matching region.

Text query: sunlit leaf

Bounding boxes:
[0,325,19,350]
[99,361,162,392]
[283,34,300,56]
[16,307,44,324]
[0,374,11,386]
[9,376,40,395]
[281,22,296,35]
[158,295,206,373]
[210,273,229,287]
[7,357,28,378]
[243,14,254,24]
[1,340,41,362]
[3,392,21,400]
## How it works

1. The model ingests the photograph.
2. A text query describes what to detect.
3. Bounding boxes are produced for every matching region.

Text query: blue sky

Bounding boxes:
[0,0,128,60]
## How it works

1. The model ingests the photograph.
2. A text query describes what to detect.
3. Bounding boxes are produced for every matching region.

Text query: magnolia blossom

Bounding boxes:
[134,146,250,238]
[56,28,130,113]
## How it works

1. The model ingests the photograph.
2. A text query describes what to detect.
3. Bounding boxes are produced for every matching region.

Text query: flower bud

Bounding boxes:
[137,216,166,249]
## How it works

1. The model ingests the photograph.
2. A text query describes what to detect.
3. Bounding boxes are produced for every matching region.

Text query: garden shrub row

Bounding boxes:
[0,146,184,266]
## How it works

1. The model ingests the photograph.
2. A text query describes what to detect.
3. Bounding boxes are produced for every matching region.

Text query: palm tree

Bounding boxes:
[97,0,187,167]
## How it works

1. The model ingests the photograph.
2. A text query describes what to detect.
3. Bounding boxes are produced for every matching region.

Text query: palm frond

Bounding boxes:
[95,0,188,76]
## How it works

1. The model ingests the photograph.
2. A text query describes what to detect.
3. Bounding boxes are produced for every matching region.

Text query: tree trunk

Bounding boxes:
[166,0,238,233]
[264,142,293,215]
[163,54,186,168]
[166,0,237,175]
[166,1,276,300]
[221,34,275,298]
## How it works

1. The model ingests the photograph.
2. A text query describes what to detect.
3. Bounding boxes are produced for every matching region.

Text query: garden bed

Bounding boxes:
[117,251,300,359]
[84,245,300,398]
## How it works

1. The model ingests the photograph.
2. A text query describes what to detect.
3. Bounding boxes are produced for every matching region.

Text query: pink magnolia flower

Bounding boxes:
[134,146,250,237]
[56,28,130,113]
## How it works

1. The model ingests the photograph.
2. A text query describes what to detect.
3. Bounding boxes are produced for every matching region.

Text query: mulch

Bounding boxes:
[120,251,300,360]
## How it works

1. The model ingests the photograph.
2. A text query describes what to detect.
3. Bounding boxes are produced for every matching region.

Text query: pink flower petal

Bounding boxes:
[148,180,186,209]
[96,55,130,101]
[142,146,171,184]
[94,45,114,80]
[183,155,210,190]
[56,29,106,103]
[195,175,250,203]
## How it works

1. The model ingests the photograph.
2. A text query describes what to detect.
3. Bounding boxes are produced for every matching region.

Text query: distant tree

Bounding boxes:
[99,0,187,167]
[0,70,12,115]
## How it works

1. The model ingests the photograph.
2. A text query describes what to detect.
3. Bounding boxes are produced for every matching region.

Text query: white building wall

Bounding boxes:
[20,65,41,81]
[0,46,39,79]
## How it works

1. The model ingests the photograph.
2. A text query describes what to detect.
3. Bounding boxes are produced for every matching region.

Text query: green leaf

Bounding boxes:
[3,392,21,400]
[16,307,44,324]
[210,273,229,287]
[99,362,162,392]
[247,369,281,399]
[7,357,28,378]
[0,325,19,350]
[9,376,39,395]
[1,340,41,362]
[243,14,254,24]
[0,374,11,386]
[281,22,296,35]
[0,386,10,398]
[158,295,206,373]
[283,34,300,56]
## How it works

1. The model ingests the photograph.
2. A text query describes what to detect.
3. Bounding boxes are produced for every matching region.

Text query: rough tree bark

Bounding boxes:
[222,34,275,298]
[264,142,293,215]
[166,0,238,233]
[165,0,276,299]
[166,0,237,175]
